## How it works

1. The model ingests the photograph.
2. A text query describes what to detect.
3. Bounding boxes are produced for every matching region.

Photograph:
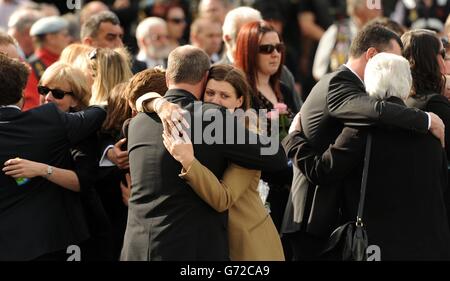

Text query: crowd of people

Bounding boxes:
[1,0,450,261]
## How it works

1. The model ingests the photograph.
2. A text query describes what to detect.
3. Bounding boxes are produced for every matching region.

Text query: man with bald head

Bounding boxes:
[79,1,109,25]
[121,45,287,260]
[190,17,222,63]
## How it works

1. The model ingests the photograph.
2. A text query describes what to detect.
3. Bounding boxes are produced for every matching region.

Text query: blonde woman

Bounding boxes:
[4,62,113,260]
[89,47,133,105]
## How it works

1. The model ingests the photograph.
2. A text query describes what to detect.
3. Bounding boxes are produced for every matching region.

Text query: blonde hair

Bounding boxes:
[102,82,131,133]
[40,61,91,111]
[90,47,133,105]
[59,43,93,64]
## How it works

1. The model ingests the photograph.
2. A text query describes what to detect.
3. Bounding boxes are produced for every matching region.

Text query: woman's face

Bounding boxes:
[166,7,186,41]
[42,79,78,112]
[257,31,282,77]
[204,79,243,111]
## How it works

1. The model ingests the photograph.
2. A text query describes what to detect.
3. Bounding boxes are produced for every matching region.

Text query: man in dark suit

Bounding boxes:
[0,53,106,260]
[281,24,446,260]
[284,52,450,260]
[121,45,287,261]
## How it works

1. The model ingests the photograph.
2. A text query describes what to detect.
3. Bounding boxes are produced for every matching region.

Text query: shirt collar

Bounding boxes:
[343,63,365,86]
[0,105,21,111]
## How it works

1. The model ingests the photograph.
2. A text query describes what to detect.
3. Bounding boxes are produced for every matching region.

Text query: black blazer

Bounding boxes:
[0,103,106,261]
[286,98,450,259]
[301,65,429,153]
[121,89,288,261]
[283,65,430,237]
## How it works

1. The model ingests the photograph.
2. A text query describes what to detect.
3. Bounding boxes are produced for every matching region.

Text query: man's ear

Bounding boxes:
[82,37,93,46]
[365,47,378,61]
[223,34,231,44]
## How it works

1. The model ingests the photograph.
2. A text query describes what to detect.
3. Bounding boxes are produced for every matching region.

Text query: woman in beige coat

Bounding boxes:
[141,64,285,261]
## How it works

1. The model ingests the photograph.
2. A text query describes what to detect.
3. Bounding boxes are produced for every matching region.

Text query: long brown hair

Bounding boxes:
[234,20,284,105]
[402,29,444,96]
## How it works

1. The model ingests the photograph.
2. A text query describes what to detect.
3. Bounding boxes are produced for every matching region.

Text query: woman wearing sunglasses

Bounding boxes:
[403,30,450,167]
[139,64,285,261]
[234,20,297,234]
[4,62,112,260]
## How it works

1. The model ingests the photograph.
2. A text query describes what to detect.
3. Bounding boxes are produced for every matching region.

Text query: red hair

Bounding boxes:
[234,21,285,105]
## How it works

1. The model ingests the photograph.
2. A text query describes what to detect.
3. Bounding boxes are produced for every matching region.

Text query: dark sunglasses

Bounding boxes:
[259,43,285,55]
[37,85,74,99]
[167,18,185,24]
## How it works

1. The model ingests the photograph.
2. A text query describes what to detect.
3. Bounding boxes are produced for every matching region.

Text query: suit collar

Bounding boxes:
[165,89,199,102]
[0,105,22,120]
[340,64,365,89]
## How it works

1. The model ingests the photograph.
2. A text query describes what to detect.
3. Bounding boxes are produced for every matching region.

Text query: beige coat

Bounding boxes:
[180,159,285,261]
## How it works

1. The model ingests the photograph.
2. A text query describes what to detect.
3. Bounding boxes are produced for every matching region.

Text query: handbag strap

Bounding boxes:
[356,133,372,227]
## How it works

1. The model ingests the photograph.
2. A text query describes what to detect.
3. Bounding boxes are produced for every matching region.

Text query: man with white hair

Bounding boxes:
[284,52,450,260]
[135,17,170,69]
[219,6,302,111]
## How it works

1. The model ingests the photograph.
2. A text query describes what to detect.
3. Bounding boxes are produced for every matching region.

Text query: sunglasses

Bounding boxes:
[167,18,185,24]
[259,43,285,55]
[37,85,74,99]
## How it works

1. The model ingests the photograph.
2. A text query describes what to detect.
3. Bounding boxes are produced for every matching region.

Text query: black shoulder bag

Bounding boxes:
[321,134,372,261]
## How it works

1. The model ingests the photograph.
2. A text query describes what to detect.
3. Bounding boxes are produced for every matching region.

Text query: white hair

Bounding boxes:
[136,17,167,41]
[364,53,412,100]
[222,7,261,43]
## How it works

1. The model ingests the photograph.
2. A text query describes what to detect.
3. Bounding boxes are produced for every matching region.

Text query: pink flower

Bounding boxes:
[273,103,288,114]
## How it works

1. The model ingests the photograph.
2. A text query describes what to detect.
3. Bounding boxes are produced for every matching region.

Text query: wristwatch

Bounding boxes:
[44,165,53,179]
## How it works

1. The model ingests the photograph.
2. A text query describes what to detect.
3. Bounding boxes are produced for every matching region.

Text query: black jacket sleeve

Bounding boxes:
[282,128,366,185]
[327,74,429,133]
[427,94,450,159]
[217,109,288,172]
[58,106,106,145]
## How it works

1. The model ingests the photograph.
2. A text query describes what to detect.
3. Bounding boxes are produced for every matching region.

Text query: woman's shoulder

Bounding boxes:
[406,92,449,110]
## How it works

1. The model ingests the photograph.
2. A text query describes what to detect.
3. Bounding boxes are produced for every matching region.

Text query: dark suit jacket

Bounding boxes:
[286,98,450,259]
[283,65,429,237]
[0,103,106,260]
[121,89,288,261]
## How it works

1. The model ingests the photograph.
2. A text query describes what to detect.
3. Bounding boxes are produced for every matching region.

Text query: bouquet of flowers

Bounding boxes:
[267,103,290,141]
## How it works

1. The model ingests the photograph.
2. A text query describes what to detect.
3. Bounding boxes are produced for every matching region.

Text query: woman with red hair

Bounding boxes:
[234,20,297,235]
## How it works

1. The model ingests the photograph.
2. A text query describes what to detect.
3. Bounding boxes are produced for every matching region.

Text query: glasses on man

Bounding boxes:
[167,17,185,24]
[149,34,169,41]
[37,85,74,99]
[259,43,285,55]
